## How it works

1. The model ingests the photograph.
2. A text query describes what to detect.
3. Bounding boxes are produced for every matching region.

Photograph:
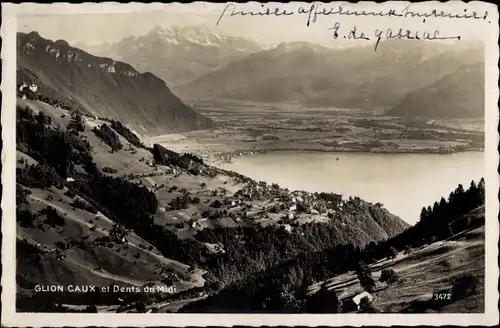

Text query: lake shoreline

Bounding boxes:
[248,147,484,155]
[205,147,484,165]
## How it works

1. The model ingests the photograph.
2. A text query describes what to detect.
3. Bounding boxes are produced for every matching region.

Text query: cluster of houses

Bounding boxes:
[18,82,40,100]
[233,181,351,224]
[165,174,368,237]
[201,148,265,165]
[234,180,284,201]
[158,179,359,239]
[18,82,39,94]
[148,163,358,236]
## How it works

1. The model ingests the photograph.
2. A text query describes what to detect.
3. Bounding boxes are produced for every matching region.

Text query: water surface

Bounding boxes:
[219,151,484,225]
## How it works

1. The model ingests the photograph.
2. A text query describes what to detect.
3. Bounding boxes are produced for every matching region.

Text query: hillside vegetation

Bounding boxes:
[15,94,409,312]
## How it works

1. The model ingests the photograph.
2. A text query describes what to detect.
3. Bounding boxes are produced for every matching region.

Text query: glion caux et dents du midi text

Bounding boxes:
[34,284,177,294]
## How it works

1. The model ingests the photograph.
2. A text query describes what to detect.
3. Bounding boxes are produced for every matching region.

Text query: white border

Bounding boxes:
[2,2,499,326]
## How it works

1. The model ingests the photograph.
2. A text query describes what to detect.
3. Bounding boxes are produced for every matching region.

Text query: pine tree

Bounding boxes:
[478,178,485,202]
[432,201,440,219]
[387,246,398,260]
[356,261,376,292]
[420,207,428,222]
[306,282,342,313]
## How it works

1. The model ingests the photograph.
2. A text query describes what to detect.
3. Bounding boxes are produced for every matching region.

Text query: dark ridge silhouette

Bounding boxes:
[17,31,214,136]
[388,62,485,118]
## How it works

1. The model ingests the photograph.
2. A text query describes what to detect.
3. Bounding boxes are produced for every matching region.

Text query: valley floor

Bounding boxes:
[148,100,484,164]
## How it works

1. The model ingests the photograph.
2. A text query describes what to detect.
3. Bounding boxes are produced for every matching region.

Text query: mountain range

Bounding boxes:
[176,39,484,118]
[80,25,264,86]
[76,25,484,120]
[17,31,213,136]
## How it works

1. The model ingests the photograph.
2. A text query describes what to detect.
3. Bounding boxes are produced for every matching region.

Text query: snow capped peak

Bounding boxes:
[180,27,220,47]
[142,25,261,51]
[155,28,180,45]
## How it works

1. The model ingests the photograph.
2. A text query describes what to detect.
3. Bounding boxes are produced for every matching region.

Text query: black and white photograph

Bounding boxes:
[1,1,498,326]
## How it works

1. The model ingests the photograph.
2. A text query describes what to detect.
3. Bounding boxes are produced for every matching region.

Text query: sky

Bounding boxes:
[16,2,492,47]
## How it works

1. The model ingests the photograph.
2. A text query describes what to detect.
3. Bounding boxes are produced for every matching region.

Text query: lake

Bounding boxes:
[219,151,484,225]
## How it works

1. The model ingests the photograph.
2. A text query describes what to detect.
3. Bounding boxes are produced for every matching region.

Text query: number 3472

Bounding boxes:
[433,293,452,300]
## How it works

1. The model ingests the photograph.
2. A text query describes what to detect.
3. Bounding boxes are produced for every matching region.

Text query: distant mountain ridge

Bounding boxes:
[177,40,484,116]
[17,31,213,135]
[84,25,264,86]
[388,62,485,118]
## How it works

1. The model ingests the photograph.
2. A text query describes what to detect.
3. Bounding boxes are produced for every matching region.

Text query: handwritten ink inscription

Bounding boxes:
[296,3,489,27]
[217,3,490,26]
[329,23,462,51]
[216,3,490,51]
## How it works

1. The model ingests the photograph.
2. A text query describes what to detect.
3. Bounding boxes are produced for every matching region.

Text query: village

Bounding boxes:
[137,154,361,240]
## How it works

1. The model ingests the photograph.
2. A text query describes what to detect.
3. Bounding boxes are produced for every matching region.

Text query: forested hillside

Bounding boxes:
[181,180,485,313]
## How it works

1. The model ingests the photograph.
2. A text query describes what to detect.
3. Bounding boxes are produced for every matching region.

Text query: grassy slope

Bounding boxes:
[309,208,485,313]
[16,99,213,296]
